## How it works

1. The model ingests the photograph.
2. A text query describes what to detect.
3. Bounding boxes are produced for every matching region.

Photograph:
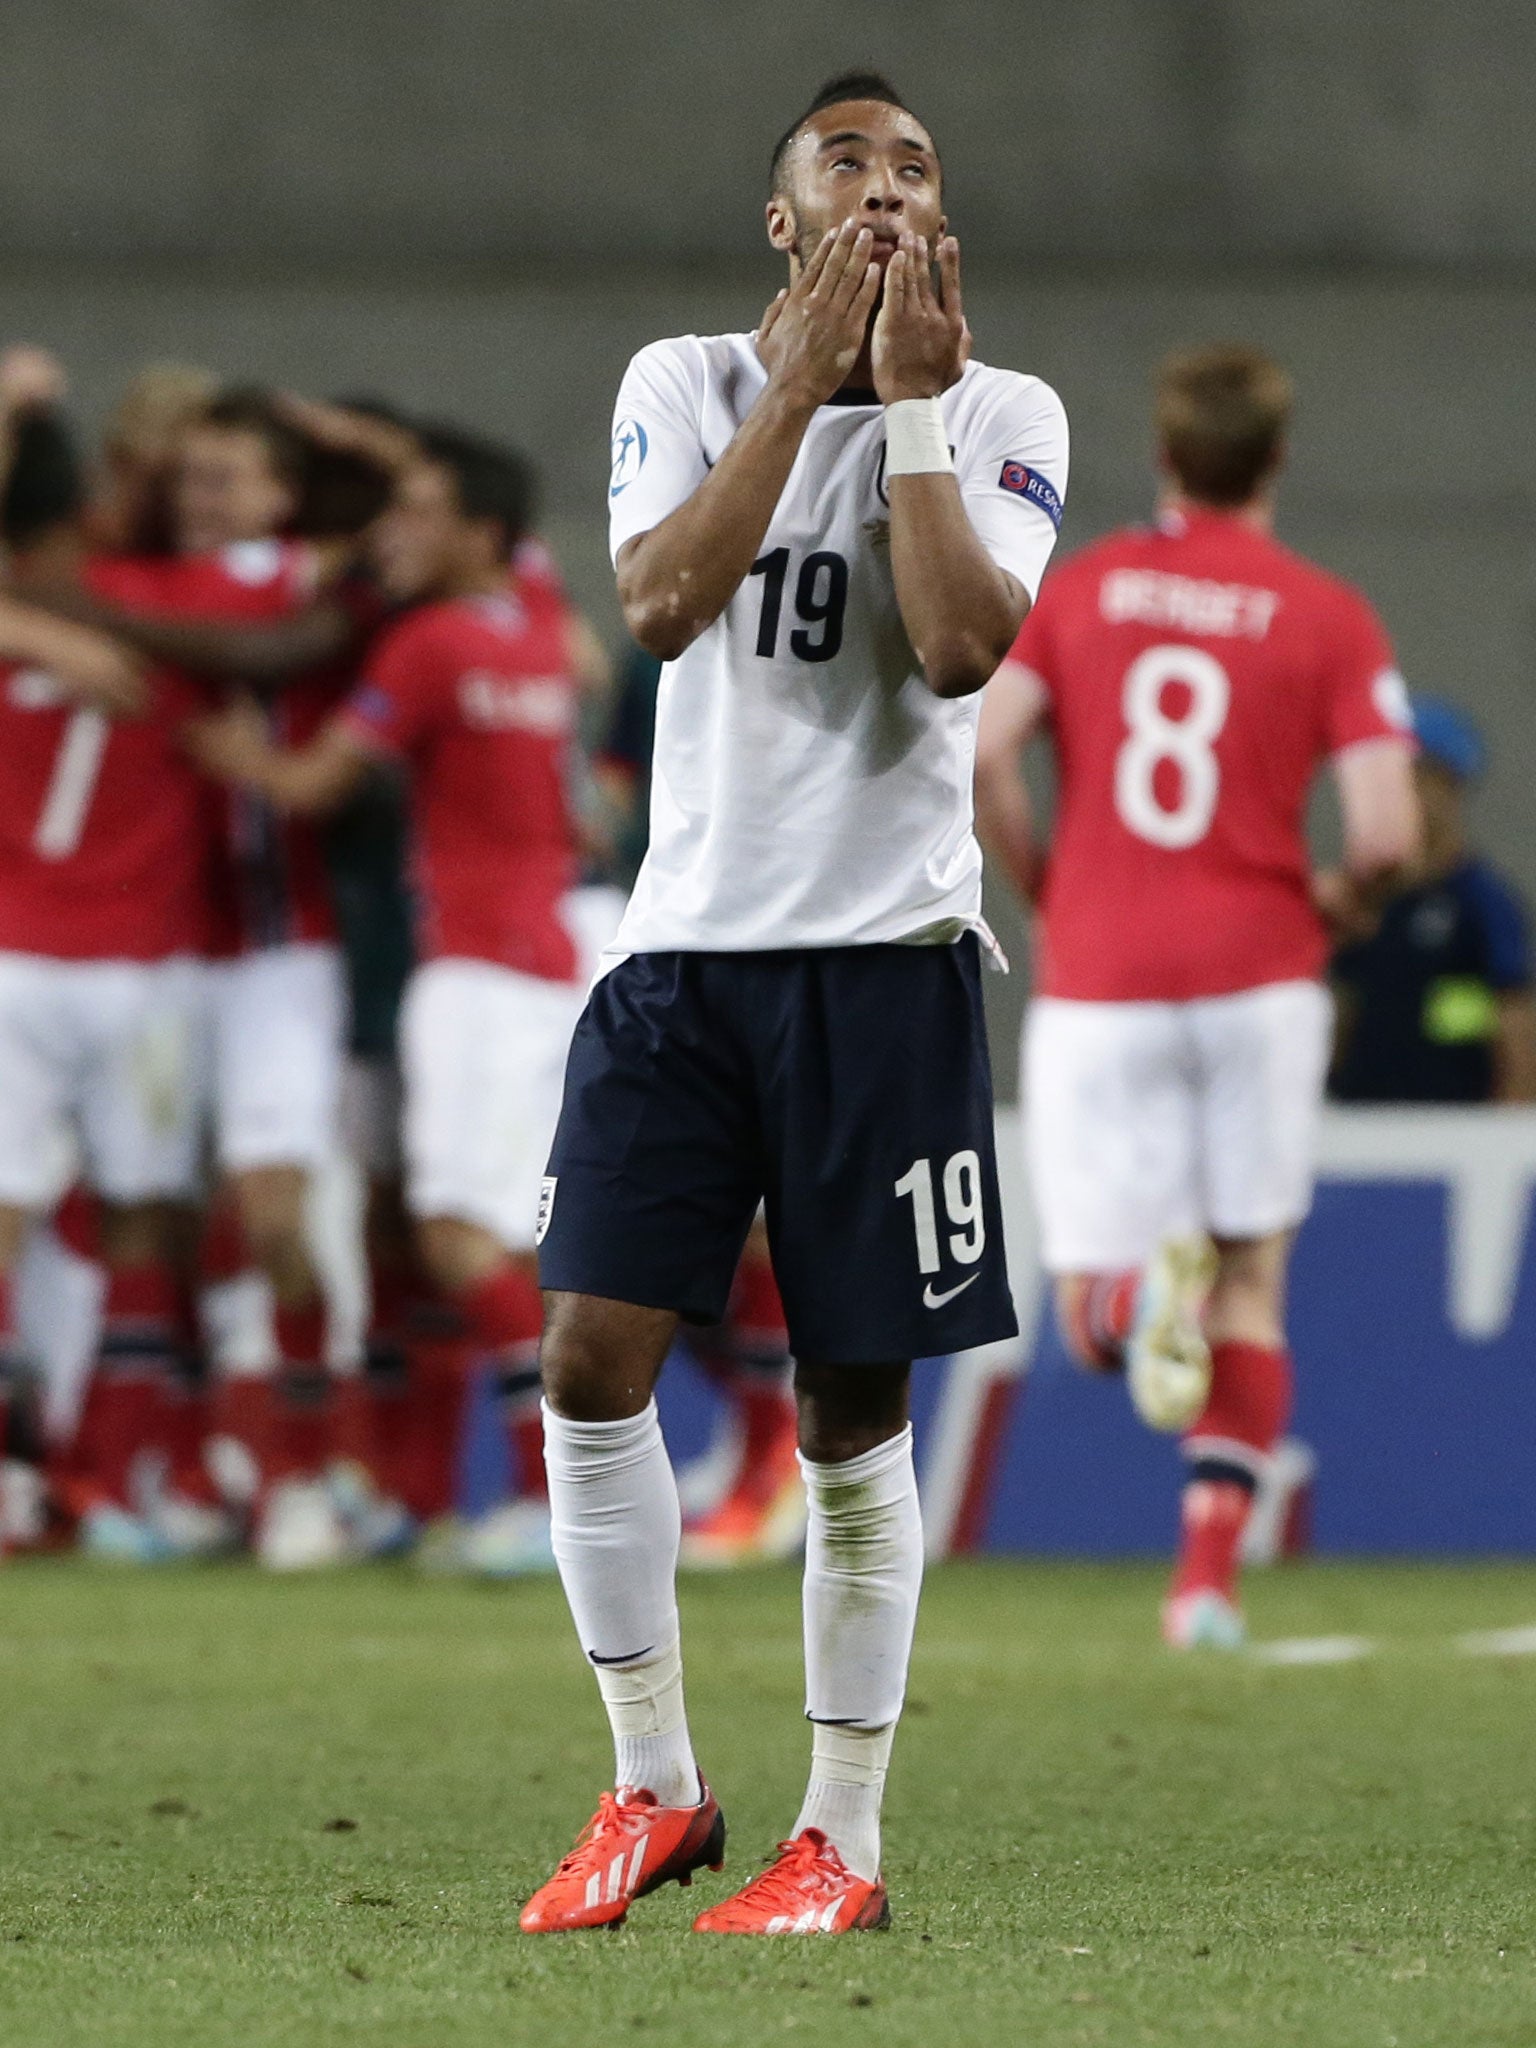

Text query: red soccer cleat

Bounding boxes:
[519,1783,725,1932]
[692,1828,889,1935]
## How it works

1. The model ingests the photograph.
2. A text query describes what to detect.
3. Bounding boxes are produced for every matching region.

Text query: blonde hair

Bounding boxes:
[1155,344,1293,506]
[103,363,219,464]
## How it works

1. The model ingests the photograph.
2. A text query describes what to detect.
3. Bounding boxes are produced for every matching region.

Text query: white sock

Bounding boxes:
[793,1723,894,1883]
[542,1400,700,1808]
[795,1425,923,1880]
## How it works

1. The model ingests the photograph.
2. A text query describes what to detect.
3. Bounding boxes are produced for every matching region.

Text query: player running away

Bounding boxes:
[187,427,588,1572]
[521,72,1067,1935]
[975,344,1419,1649]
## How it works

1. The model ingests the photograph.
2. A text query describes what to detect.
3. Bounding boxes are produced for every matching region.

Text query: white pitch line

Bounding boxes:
[1251,1635,1376,1665]
[1456,1624,1536,1657]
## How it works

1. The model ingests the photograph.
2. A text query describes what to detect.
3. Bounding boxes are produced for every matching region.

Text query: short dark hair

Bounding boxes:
[196,387,310,493]
[415,424,537,561]
[1,407,84,550]
[769,71,928,194]
[1155,345,1294,506]
[292,394,416,540]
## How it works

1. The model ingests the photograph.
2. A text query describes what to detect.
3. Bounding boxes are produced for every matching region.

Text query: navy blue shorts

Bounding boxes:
[537,938,1017,1364]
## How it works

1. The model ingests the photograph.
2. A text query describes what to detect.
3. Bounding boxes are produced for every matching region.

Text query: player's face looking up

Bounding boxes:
[767,100,944,284]
[174,425,298,553]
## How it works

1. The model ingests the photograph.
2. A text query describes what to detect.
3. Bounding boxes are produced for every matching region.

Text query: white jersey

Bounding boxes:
[606,332,1069,955]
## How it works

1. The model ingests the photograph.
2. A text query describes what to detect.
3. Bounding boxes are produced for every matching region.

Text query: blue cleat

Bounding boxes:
[1163,1589,1247,1651]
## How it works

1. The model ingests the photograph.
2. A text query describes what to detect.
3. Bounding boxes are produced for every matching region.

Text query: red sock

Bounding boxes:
[1172,1479,1253,1602]
[391,1333,472,1520]
[198,1184,250,1285]
[65,1263,179,1513]
[1174,1341,1293,1602]
[1186,1341,1292,1464]
[496,1353,547,1499]
[52,1184,102,1263]
[209,1375,279,1502]
[329,1374,377,1471]
[459,1265,546,1502]
[161,1282,220,1506]
[1062,1271,1138,1371]
[459,1264,543,1352]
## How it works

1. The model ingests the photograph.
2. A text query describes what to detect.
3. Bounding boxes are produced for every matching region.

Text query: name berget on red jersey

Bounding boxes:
[1009,505,1412,1004]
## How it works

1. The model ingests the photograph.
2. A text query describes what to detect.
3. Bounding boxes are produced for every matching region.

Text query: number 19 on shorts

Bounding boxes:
[894,1150,986,1276]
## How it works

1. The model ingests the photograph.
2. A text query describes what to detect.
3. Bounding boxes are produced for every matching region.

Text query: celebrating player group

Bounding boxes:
[0,67,1423,1938]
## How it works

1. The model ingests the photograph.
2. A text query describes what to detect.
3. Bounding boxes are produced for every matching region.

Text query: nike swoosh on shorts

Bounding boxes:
[922,1275,980,1310]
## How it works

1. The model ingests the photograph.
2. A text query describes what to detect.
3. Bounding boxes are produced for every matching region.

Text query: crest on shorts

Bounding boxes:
[535,1175,558,1246]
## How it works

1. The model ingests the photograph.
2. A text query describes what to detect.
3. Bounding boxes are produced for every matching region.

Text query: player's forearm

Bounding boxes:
[887,475,1025,698]
[78,598,355,686]
[0,594,94,672]
[1335,738,1420,884]
[0,597,145,715]
[269,745,368,815]
[569,612,614,703]
[616,384,817,661]
[216,740,356,816]
[974,760,1043,903]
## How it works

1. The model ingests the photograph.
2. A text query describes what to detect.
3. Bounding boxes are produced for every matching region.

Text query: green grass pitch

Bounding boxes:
[0,1559,1532,2047]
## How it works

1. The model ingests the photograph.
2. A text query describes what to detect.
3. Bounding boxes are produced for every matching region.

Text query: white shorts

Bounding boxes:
[400,957,585,1250]
[0,951,208,1209]
[211,944,347,1173]
[1023,979,1333,1272]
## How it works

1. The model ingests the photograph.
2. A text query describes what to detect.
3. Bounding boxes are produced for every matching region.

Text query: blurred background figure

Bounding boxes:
[1331,698,1536,1105]
[91,364,219,557]
[975,345,1418,1649]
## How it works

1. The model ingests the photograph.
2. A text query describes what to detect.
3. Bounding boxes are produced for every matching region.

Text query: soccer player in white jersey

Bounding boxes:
[521,72,1068,1936]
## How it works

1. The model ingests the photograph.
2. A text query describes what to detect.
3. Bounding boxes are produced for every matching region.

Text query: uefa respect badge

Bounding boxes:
[998,460,1063,529]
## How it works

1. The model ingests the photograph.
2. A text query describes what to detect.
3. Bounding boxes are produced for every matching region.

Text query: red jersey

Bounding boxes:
[104,542,338,954]
[341,582,581,982]
[0,621,210,964]
[1011,507,1412,1001]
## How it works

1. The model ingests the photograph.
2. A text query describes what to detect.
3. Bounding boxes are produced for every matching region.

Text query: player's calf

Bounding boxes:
[1055,1270,1139,1373]
[1166,1336,1293,1647]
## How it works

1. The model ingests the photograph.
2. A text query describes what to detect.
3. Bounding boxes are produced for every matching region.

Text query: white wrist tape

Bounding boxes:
[883,396,952,476]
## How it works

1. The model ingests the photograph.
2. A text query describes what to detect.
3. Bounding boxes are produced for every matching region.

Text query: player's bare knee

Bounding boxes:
[538,1291,675,1422]
[0,1203,32,1273]
[795,1361,910,1464]
[415,1214,503,1297]
[231,1167,308,1259]
[1206,1234,1289,1347]
[97,1199,177,1269]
